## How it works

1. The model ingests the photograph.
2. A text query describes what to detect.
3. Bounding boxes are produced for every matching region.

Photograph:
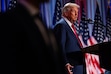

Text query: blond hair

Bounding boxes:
[62,3,80,15]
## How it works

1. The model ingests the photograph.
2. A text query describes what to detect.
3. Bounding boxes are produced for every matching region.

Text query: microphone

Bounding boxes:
[81,18,94,24]
[85,18,94,22]
[80,18,106,27]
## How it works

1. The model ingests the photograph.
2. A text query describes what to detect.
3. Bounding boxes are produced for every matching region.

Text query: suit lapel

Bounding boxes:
[62,19,76,37]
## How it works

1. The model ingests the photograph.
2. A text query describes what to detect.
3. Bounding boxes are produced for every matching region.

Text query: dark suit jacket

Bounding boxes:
[53,18,84,66]
[0,3,65,74]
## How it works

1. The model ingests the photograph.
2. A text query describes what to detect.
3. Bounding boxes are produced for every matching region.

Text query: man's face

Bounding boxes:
[69,7,79,21]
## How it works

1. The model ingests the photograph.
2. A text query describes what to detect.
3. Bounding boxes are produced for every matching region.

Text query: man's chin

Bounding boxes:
[74,19,77,21]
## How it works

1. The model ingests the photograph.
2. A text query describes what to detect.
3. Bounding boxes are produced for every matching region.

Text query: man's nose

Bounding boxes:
[75,13,78,16]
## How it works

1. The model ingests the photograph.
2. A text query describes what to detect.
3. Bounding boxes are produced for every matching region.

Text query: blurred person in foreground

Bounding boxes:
[0,0,65,74]
[53,3,85,74]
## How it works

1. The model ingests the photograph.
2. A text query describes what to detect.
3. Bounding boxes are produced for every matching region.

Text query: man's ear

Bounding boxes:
[64,12,68,17]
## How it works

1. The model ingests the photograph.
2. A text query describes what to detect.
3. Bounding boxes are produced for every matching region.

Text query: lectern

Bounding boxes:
[82,41,111,71]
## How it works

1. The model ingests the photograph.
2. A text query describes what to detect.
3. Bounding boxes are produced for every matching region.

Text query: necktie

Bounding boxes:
[71,24,83,48]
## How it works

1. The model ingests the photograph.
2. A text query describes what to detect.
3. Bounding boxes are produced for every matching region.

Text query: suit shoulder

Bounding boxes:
[54,19,66,27]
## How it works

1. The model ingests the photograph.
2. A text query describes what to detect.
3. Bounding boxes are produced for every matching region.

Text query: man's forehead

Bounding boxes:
[71,7,79,10]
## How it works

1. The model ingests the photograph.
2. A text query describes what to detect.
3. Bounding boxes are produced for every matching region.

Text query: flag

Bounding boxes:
[52,0,62,26]
[78,1,105,74]
[92,3,105,43]
[85,3,106,74]
[8,0,17,10]
[106,5,111,41]
[1,0,6,12]
[0,0,17,12]
[85,36,106,74]
[79,1,90,46]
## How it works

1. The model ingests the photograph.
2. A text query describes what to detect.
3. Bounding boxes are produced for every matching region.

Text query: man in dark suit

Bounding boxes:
[0,0,65,74]
[53,3,85,74]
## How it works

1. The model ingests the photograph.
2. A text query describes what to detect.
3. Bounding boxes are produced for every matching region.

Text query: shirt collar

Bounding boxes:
[63,16,72,27]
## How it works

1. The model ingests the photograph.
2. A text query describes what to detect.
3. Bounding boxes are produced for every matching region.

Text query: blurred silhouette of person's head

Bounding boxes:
[0,0,66,74]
